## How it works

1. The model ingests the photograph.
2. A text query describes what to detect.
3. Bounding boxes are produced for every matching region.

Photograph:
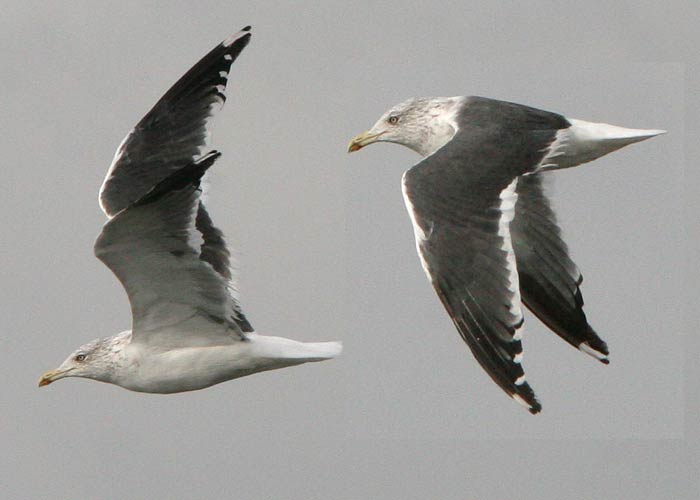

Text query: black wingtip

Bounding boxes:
[134,151,221,207]
[579,338,610,365]
[242,25,251,32]
[515,394,542,414]
[511,382,542,415]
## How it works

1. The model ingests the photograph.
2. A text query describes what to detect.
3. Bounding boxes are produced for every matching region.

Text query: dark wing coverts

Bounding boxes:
[401,97,574,413]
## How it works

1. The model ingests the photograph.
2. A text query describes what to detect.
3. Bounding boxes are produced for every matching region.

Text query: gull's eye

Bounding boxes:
[388,115,399,125]
[75,354,86,362]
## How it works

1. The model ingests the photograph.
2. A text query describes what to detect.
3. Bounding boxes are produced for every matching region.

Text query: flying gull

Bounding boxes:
[39,27,341,393]
[348,96,664,413]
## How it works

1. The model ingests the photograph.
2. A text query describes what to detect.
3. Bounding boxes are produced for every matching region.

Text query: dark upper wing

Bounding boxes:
[511,173,609,361]
[99,27,251,217]
[400,97,569,413]
[95,152,251,348]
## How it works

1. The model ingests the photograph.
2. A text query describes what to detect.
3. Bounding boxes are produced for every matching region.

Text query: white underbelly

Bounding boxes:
[116,335,326,394]
[119,343,262,393]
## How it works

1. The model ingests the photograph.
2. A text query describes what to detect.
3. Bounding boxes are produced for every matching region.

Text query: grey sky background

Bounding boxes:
[1,1,697,499]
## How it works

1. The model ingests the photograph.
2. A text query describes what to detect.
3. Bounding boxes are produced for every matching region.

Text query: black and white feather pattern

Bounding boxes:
[400,97,608,413]
[99,27,252,217]
[95,152,252,348]
[511,173,609,360]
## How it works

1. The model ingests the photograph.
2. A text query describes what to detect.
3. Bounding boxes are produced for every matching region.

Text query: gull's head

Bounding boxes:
[39,335,126,388]
[348,96,463,157]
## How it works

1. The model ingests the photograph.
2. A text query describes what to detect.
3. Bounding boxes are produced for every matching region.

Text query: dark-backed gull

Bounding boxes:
[348,96,664,413]
[39,27,341,393]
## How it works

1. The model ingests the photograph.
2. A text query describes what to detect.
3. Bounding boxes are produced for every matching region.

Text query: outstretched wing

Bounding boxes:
[95,153,252,348]
[511,173,609,361]
[99,27,252,217]
[400,96,570,413]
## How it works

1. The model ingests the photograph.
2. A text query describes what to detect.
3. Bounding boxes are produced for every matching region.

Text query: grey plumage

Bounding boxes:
[39,28,342,393]
[95,152,249,347]
[349,95,665,413]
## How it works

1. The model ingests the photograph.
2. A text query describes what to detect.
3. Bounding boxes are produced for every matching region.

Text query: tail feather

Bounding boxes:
[545,118,666,170]
[298,341,343,361]
[249,334,342,363]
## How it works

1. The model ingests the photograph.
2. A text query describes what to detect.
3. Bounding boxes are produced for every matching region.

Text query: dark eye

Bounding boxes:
[75,354,86,362]
[388,115,399,124]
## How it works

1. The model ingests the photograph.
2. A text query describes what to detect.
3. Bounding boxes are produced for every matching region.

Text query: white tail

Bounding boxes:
[301,341,343,361]
[540,118,666,171]
[249,334,342,363]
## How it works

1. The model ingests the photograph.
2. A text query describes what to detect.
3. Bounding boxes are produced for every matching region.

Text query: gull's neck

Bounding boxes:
[413,97,465,157]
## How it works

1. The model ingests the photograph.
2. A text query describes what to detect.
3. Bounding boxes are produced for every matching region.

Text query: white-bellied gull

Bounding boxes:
[39,27,341,393]
[348,96,664,413]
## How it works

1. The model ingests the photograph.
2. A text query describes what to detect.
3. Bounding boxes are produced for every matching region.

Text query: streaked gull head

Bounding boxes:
[348,96,464,157]
[39,332,130,387]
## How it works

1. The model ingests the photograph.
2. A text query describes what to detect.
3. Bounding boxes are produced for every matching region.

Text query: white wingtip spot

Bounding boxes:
[222,27,251,47]
[512,394,531,409]
[579,342,609,362]
[514,375,526,386]
[211,85,227,107]
[513,352,523,364]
